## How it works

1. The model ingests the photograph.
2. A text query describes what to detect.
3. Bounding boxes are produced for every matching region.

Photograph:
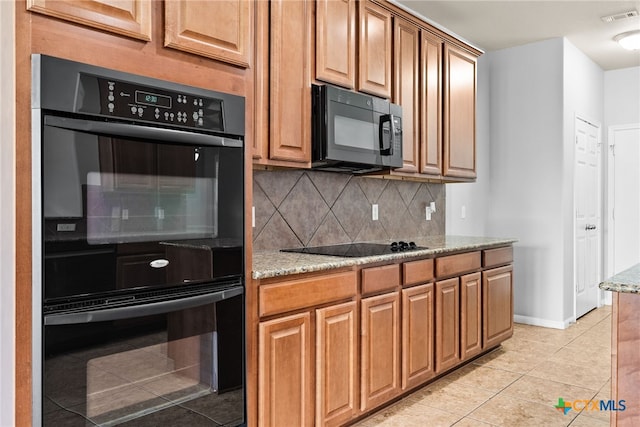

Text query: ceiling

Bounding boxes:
[394,0,640,70]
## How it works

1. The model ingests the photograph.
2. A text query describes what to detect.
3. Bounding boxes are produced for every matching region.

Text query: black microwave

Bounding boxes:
[311,84,403,173]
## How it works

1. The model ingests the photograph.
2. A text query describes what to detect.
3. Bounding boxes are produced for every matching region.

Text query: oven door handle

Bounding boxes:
[44,115,243,148]
[44,286,243,326]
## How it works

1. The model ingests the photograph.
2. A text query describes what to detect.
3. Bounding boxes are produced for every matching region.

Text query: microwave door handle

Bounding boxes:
[378,114,393,156]
[43,115,243,148]
[43,286,243,325]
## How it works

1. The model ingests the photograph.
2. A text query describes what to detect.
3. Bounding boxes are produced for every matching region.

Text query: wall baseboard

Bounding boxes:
[514,314,572,330]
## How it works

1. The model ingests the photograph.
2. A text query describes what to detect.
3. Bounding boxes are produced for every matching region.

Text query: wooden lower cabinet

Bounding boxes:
[435,278,460,373]
[482,265,514,348]
[401,283,435,389]
[255,250,514,427]
[360,292,400,412]
[316,302,358,427]
[460,272,482,360]
[258,312,313,427]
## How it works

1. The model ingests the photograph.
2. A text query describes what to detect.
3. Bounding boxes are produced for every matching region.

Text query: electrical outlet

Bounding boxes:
[425,206,432,221]
[372,204,379,221]
[430,201,436,213]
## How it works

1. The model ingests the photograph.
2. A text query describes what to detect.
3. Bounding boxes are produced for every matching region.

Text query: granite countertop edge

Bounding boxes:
[599,263,640,294]
[252,235,517,280]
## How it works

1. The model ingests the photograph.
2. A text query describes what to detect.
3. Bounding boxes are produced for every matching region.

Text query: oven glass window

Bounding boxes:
[43,295,244,426]
[42,123,244,301]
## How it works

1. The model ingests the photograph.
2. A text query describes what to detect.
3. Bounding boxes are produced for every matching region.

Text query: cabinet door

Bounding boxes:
[258,313,313,427]
[315,0,356,89]
[27,0,152,41]
[420,31,443,176]
[269,0,312,163]
[253,0,269,161]
[435,278,460,373]
[164,0,252,67]
[358,0,392,99]
[316,301,358,427]
[402,283,435,390]
[393,17,420,173]
[483,265,514,348]
[460,272,482,360]
[361,292,400,411]
[443,43,477,179]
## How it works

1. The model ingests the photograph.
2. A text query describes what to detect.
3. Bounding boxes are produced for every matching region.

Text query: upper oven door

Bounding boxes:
[42,115,244,303]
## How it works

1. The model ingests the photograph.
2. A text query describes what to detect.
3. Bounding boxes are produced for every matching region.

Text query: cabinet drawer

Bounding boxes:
[259,270,357,317]
[435,251,481,278]
[362,264,401,295]
[483,246,513,268]
[403,259,434,286]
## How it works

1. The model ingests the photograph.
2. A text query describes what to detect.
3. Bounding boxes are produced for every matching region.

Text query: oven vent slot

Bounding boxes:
[44,279,242,315]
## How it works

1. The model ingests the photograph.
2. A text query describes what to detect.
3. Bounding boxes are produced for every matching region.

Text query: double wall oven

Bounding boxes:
[32,55,245,426]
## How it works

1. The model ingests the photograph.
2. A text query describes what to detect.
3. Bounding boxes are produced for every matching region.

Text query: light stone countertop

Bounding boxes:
[599,263,640,294]
[252,235,517,280]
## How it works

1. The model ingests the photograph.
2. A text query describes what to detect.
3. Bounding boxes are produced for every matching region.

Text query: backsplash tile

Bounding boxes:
[253,170,446,250]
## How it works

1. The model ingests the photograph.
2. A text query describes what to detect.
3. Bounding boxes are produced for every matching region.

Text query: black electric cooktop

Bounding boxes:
[281,241,427,258]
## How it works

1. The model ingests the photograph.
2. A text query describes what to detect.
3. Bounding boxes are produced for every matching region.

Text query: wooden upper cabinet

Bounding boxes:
[420,31,443,176]
[164,0,252,67]
[315,0,356,89]
[269,0,312,163]
[358,0,392,99]
[393,17,420,173]
[443,43,477,179]
[27,0,152,41]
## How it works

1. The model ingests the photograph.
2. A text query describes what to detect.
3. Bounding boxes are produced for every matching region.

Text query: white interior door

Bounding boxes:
[575,117,601,319]
[610,125,640,274]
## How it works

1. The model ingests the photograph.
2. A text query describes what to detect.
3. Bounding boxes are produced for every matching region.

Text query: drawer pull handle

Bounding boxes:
[150,259,169,268]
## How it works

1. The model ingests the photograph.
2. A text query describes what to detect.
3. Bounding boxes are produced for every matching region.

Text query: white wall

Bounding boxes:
[562,40,604,318]
[446,54,490,236]
[0,1,15,425]
[449,38,606,328]
[603,66,640,285]
[604,67,640,128]
[486,38,567,328]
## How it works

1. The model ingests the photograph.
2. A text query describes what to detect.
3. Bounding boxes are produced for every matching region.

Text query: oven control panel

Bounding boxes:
[79,75,225,132]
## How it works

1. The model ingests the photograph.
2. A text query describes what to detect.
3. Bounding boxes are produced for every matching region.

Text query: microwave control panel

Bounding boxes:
[77,74,225,132]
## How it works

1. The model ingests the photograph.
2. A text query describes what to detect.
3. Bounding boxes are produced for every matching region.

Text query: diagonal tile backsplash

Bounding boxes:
[252,170,445,250]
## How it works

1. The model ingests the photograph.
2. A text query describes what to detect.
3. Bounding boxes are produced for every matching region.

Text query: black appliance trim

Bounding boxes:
[44,282,243,325]
[44,115,243,148]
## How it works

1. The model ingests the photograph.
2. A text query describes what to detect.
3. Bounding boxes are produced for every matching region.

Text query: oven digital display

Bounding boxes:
[135,90,172,108]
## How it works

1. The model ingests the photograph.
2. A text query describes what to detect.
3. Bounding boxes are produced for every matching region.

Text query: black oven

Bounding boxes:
[32,55,245,426]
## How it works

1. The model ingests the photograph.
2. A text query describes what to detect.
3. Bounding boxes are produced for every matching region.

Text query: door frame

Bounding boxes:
[573,114,602,320]
[605,123,640,305]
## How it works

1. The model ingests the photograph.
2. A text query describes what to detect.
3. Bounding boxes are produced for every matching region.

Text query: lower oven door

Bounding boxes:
[42,287,244,427]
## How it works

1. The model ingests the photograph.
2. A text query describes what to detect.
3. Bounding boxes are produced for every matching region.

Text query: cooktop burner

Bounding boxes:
[281,241,427,258]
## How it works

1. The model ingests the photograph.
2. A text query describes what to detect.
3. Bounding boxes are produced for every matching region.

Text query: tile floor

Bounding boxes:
[354,305,612,427]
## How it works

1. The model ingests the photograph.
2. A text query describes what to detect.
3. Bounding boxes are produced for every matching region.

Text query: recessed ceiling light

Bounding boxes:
[614,30,640,50]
